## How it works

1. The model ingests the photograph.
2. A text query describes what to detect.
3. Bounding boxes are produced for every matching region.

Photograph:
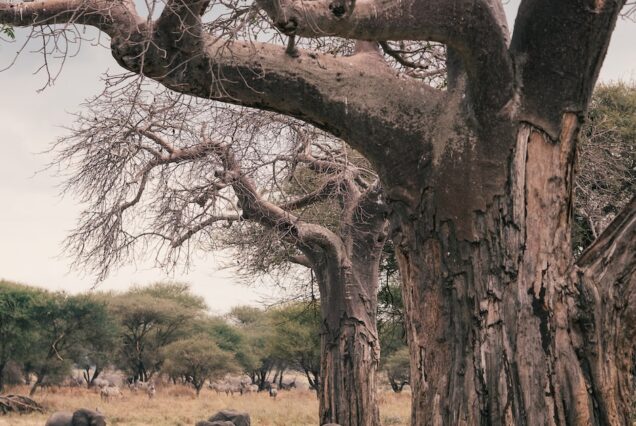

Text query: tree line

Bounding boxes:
[0,280,408,397]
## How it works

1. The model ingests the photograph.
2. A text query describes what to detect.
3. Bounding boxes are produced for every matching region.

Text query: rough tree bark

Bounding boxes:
[308,186,387,426]
[206,137,387,425]
[1,0,634,424]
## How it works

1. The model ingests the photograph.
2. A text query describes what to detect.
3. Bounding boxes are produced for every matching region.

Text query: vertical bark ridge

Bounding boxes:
[315,260,381,426]
[391,110,634,425]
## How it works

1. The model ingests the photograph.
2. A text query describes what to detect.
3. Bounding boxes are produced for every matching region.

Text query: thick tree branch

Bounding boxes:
[1,0,441,168]
[572,197,636,422]
[576,196,636,342]
[577,196,635,287]
[139,38,438,168]
[511,0,626,139]
[256,0,514,116]
[289,253,312,268]
[0,0,141,37]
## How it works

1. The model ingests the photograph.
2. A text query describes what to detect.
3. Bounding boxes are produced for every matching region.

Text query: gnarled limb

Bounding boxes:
[511,0,627,139]
[255,0,514,116]
[1,0,440,169]
[0,0,141,37]
[571,196,636,424]
[202,133,346,256]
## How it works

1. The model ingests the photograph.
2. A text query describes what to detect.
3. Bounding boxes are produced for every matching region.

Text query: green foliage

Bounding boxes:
[129,282,207,311]
[230,305,266,326]
[0,24,14,39]
[268,302,321,385]
[162,337,238,395]
[0,281,42,390]
[228,306,278,386]
[72,295,119,386]
[377,245,406,362]
[383,347,410,393]
[107,283,206,381]
[23,291,111,394]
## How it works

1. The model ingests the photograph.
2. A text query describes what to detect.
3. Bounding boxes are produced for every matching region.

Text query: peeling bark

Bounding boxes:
[393,115,634,425]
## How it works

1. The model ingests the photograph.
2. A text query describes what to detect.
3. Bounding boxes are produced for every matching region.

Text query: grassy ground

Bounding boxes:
[0,385,411,426]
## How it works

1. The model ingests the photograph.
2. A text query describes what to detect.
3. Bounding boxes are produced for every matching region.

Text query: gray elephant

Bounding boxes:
[203,410,250,426]
[45,408,106,426]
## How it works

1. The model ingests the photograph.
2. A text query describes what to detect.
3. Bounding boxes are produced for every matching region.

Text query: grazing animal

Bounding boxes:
[92,378,110,389]
[146,383,156,399]
[240,383,258,395]
[100,385,121,401]
[208,382,222,395]
[279,379,296,390]
[45,408,106,426]
[269,387,278,399]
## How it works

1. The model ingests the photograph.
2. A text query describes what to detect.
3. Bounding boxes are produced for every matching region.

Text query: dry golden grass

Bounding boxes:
[0,385,410,426]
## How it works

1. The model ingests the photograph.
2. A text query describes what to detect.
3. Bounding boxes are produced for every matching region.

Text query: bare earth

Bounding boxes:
[0,385,410,426]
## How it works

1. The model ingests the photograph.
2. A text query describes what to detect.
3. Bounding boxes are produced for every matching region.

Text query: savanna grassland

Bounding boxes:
[0,385,411,426]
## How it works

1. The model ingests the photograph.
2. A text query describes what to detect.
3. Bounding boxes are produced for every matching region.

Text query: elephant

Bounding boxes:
[206,409,250,426]
[44,408,106,426]
[195,422,234,426]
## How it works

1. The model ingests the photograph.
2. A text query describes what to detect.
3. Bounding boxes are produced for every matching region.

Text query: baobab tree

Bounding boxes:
[1,0,635,424]
[53,89,388,425]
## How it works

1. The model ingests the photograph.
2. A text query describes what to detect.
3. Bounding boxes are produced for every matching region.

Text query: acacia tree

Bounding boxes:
[1,0,635,424]
[162,337,238,396]
[0,281,39,391]
[107,283,205,382]
[54,89,387,423]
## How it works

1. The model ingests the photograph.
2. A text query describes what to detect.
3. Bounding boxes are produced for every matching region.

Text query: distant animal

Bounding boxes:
[128,380,153,394]
[65,376,84,388]
[269,387,278,399]
[92,378,110,389]
[208,381,239,396]
[279,379,296,390]
[146,383,156,399]
[100,385,121,401]
[45,408,106,426]
[240,383,258,395]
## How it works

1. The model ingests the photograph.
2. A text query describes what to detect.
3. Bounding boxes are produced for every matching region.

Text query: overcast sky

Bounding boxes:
[0,2,634,312]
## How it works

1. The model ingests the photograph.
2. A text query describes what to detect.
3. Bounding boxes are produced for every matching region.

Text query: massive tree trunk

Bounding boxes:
[312,240,383,426]
[392,112,635,424]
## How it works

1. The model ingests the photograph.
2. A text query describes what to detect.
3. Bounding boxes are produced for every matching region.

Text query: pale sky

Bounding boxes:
[0,2,634,312]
